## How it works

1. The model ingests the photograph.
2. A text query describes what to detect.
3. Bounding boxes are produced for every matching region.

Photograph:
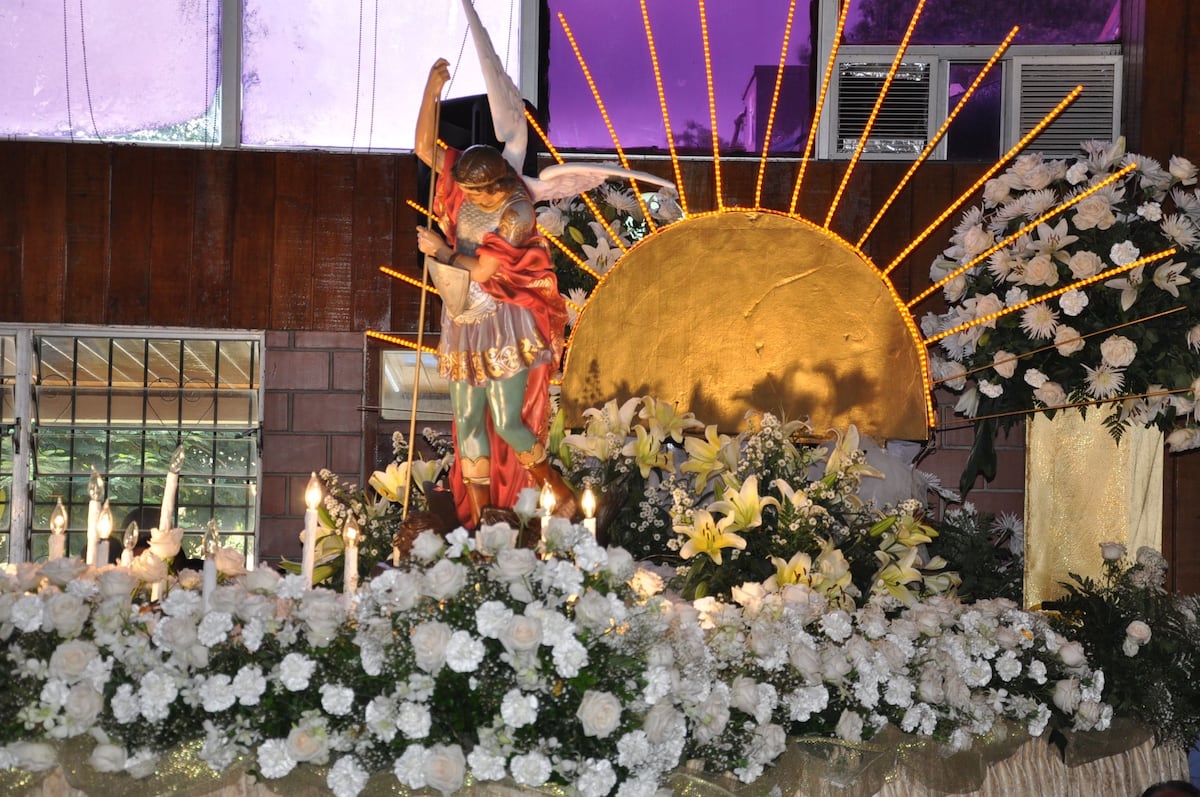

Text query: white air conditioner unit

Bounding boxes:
[829,60,934,159]
[1007,55,1122,157]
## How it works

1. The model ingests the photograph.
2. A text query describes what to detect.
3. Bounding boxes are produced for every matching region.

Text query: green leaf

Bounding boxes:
[959,417,999,498]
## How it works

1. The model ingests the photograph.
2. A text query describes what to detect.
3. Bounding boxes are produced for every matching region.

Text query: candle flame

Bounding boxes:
[50,497,68,534]
[97,501,114,540]
[539,482,556,514]
[581,487,597,519]
[305,472,323,510]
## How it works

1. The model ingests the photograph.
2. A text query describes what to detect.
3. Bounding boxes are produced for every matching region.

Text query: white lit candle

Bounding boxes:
[159,444,186,534]
[85,469,104,565]
[343,518,360,597]
[49,497,68,560]
[581,487,597,536]
[539,482,555,537]
[244,538,256,572]
[120,522,139,567]
[202,519,220,613]
[95,500,114,567]
[302,473,322,586]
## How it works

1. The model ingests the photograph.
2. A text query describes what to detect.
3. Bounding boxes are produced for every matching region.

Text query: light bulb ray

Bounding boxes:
[755,0,798,209]
[857,26,1018,247]
[824,0,928,230]
[640,0,689,216]
[791,0,851,214]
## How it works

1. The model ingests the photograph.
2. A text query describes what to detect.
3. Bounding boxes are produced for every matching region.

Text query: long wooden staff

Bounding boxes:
[395,93,443,564]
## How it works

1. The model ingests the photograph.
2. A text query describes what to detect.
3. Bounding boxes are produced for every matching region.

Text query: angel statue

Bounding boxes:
[412,1,675,535]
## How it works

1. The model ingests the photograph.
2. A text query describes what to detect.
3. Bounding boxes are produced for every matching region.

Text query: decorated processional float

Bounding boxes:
[3,0,1199,795]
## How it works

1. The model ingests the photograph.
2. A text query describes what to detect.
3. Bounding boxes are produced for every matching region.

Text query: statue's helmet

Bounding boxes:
[452,145,512,190]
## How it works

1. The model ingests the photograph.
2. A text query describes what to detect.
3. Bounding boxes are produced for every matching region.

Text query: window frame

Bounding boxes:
[0,324,265,564]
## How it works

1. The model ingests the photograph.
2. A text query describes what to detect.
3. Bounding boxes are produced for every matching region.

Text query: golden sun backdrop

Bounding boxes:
[373,0,1168,442]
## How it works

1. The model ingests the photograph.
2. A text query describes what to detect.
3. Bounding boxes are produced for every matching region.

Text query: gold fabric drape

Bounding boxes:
[1024,409,1163,608]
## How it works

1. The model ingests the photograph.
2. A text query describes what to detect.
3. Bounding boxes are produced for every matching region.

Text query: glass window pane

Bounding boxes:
[945,62,1002,161]
[845,0,1120,45]
[546,0,816,152]
[241,0,523,150]
[0,2,220,142]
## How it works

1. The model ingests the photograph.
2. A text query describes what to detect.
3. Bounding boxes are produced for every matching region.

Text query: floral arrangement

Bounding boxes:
[1047,543,1200,750]
[291,431,453,587]
[535,180,683,323]
[0,515,1114,796]
[923,139,1200,490]
[556,396,958,606]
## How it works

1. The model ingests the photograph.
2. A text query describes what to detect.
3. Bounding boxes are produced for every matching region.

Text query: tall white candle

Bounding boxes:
[581,487,597,536]
[159,445,186,533]
[302,473,322,586]
[202,520,219,613]
[48,497,68,560]
[95,500,114,567]
[539,482,555,538]
[85,469,104,565]
[343,518,360,597]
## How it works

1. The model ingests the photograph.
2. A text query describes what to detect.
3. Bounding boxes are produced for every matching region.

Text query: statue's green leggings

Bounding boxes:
[450,370,537,461]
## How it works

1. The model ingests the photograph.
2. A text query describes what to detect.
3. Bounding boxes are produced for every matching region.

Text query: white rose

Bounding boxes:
[536,206,566,237]
[1100,335,1137,368]
[1073,195,1116,230]
[10,742,57,771]
[1122,638,1141,657]
[512,488,542,521]
[1169,155,1198,185]
[1125,619,1152,645]
[962,226,994,258]
[1058,641,1087,668]
[97,568,139,599]
[492,548,537,582]
[1053,678,1081,713]
[474,523,517,556]
[1099,542,1127,561]
[243,566,282,593]
[1068,251,1103,279]
[576,689,622,738]
[1065,161,1090,185]
[64,684,104,731]
[214,546,247,576]
[48,639,99,684]
[1023,254,1059,287]
[573,589,615,632]
[89,743,127,773]
[1054,326,1085,356]
[286,725,330,764]
[499,614,543,655]
[148,527,184,560]
[40,558,88,587]
[129,550,168,584]
[44,593,90,638]
[423,744,466,795]
[992,351,1017,379]
[643,702,683,745]
[422,559,467,601]
[730,676,761,716]
[412,621,452,673]
[410,530,445,563]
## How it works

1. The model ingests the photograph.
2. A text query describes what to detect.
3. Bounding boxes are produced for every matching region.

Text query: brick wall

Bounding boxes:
[259,331,367,562]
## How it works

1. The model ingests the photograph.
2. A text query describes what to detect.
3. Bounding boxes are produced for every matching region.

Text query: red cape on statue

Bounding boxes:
[433,148,569,527]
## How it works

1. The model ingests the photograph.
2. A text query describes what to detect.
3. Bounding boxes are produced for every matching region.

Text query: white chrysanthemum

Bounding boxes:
[1019,303,1059,340]
[364,696,398,742]
[327,755,369,797]
[278,652,317,691]
[1109,240,1141,266]
[1161,213,1200,248]
[137,670,180,723]
[500,689,539,728]
[575,758,617,797]
[197,611,233,647]
[467,747,508,781]
[320,683,355,715]
[230,662,266,705]
[510,751,552,787]
[198,674,236,713]
[159,588,203,618]
[396,701,432,739]
[393,745,429,789]
[257,739,297,779]
[444,630,486,673]
[1084,363,1125,399]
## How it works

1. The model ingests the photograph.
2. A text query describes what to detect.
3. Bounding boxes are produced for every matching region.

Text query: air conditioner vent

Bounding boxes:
[1016,60,1119,156]
[835,61,931,155]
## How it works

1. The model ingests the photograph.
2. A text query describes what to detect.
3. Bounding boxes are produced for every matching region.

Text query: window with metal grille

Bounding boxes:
[0,326,262,564]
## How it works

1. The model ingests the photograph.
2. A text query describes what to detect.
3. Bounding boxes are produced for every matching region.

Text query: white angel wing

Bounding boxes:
[460,0,528,174]
[526,163,676,203]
